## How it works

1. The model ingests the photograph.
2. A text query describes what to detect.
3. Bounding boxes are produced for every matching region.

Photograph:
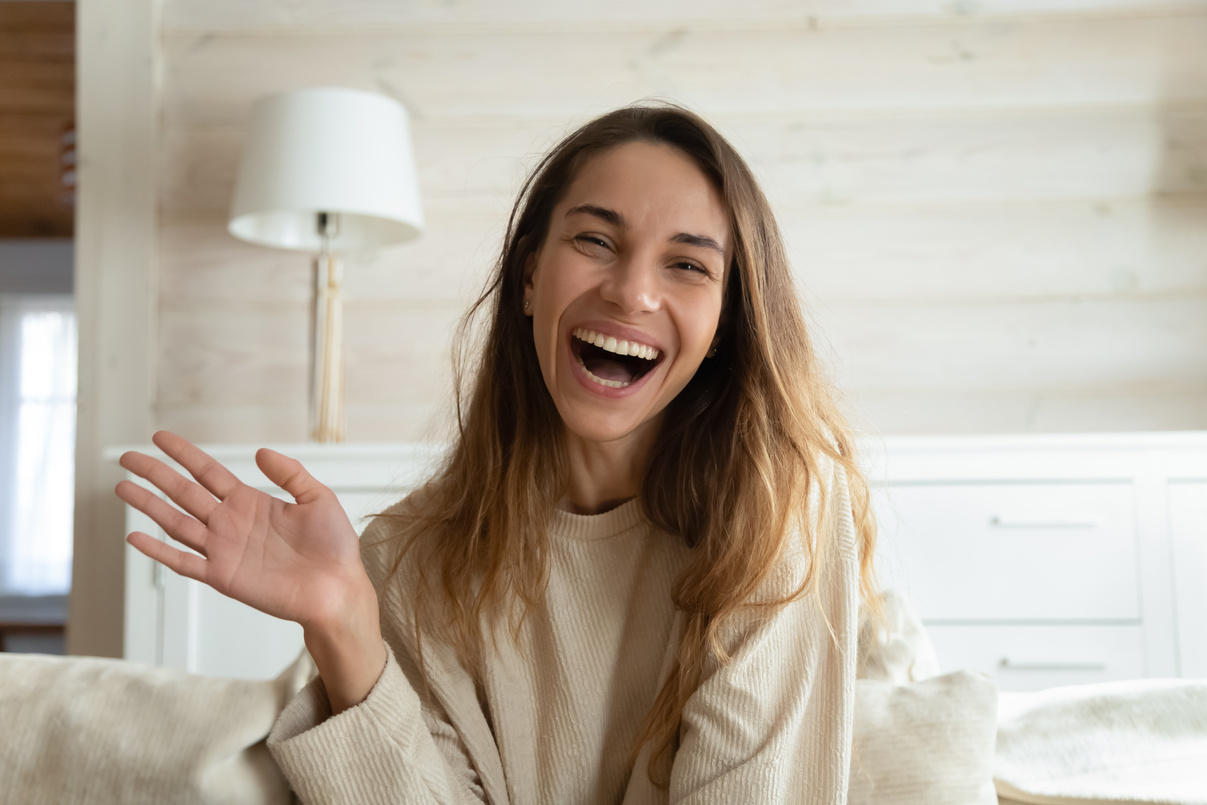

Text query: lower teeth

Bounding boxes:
[581,363,631,389]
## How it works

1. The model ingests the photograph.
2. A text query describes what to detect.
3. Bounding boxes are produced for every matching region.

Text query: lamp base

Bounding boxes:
[311,252,344,443]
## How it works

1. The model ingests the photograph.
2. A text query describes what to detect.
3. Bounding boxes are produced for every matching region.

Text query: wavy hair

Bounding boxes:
[383,103,877,785]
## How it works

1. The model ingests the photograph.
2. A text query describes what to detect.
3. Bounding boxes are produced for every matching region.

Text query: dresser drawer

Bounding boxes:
[927,624,1146,692]
[874,482,1139,621]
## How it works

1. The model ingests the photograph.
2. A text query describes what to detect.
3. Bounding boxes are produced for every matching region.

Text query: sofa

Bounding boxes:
[0,592,1202,804]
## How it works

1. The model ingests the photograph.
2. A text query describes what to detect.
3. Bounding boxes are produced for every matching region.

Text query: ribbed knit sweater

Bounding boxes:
[267,462,860,804]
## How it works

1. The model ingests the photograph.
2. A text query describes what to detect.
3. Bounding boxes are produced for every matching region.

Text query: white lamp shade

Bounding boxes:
[228,87,424,252]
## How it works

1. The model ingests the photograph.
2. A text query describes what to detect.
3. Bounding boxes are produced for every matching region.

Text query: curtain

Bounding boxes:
[0,295,77,595]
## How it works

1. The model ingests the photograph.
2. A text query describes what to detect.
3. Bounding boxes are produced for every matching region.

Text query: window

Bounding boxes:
[0,295,76,595]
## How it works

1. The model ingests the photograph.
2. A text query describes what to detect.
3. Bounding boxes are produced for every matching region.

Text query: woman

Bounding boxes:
[116,104,877,803]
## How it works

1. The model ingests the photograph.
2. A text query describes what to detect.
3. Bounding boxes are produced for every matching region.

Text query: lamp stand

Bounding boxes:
[311,212,345,442]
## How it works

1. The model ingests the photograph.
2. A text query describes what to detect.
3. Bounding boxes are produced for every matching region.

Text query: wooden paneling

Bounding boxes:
[0,60,74,114]
[158,212,503,306]
[788,199,1207,301]
[850,388,1207,433]
[160,16,1207,125]
[161,0,1207,31]
[0,2,75,29]
[150,2,1207,438]
[814,296,1207,390]
[157,198,1207,307]
[152,294,1207,413]
[0,1,74,239]
[156,401,450,444]
[157,305,460,405]
[160,107,1207,215]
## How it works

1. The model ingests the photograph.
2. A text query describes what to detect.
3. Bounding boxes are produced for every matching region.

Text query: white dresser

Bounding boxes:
[116,433,1207,689]
[865,433,1207,691]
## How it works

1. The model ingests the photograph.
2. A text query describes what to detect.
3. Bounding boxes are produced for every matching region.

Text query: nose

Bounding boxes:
[599,252,659,314]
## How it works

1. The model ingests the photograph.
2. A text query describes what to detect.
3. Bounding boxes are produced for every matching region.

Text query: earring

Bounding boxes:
[707,347,717,358]
[524,300,531,312]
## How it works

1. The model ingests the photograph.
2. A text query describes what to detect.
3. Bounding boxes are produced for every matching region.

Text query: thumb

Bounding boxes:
[256,448,327,504]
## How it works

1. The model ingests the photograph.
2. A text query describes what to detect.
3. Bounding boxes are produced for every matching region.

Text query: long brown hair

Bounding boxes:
[383,103,877,784]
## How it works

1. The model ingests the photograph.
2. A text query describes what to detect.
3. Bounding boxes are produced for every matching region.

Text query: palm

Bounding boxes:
[116,432,367,630]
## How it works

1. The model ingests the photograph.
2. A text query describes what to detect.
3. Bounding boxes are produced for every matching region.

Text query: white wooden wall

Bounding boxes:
[155,0,1207,443]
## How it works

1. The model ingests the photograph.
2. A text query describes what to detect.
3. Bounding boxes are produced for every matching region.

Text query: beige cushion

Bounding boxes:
[850,590,999,804]
[857,589,942,685]
[849,669,1000,805]
[0,651,313,805]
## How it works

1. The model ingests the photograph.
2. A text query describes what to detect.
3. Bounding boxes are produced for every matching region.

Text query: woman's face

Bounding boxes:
[523,140,731,450]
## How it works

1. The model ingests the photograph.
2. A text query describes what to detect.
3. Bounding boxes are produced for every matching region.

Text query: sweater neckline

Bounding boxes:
[550,497,645,541]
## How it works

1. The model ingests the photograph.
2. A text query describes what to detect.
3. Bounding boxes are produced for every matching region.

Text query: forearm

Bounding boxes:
[303,578,389,715]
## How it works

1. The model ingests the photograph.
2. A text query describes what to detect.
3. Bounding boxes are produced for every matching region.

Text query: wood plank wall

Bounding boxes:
[156,0,1207,442]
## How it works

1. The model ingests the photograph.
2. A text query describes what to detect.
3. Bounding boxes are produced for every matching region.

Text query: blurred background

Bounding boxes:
[1,0,1204,658]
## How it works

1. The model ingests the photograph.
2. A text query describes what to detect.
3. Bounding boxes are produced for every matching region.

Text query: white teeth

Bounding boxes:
[581,365,630,389]
[572,328,660,361]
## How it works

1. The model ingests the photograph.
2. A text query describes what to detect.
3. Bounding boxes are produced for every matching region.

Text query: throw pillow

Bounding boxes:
[849,669,999,805]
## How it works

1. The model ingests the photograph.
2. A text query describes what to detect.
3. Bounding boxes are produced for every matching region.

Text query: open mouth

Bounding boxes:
[571,327,662,389]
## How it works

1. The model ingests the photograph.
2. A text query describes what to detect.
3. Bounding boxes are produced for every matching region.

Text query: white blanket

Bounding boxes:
[995,679,1207,805]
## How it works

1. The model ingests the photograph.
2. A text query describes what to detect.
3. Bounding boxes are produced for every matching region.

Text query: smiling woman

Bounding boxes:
[523,141,729,509]
[116,104,877,804]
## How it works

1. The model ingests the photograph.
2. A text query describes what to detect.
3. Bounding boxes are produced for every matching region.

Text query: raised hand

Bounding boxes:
[117,432,387,712]
[116,431,372,634]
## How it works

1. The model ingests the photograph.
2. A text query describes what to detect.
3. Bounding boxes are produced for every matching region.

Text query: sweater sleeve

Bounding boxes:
[668,463,861,805]
[266,505,495,805]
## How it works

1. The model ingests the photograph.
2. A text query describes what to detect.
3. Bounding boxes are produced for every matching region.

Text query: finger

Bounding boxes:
[116,480,209,557]
[127,531,209,584]
[119,449,218,524]
[256,448,328,505]
[152,431,241,500]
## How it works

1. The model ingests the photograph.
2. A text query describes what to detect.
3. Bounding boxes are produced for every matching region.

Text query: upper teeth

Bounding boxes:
[573,328,660,361]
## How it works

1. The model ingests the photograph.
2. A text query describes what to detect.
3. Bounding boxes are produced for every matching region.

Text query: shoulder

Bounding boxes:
[748,453,859,606]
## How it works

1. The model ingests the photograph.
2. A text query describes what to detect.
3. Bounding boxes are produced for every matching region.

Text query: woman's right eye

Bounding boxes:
[574,234,611,252]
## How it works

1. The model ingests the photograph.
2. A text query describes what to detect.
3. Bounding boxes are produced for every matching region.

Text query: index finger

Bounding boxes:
[151,430,241,500]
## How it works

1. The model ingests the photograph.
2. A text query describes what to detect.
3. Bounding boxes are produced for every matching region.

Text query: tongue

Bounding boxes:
[583,353,636,382]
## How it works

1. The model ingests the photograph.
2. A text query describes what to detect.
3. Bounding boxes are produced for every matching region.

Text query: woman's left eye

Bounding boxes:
[673,260,709,276]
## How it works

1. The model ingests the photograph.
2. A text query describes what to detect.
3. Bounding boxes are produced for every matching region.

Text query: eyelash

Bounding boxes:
[575,234,610,251]
[574,235,710,276]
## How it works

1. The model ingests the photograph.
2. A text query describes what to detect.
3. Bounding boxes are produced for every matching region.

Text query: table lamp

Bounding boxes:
[228,87,424,442]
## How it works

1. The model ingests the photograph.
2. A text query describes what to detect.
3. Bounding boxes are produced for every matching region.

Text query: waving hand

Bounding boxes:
[116,431,370,634]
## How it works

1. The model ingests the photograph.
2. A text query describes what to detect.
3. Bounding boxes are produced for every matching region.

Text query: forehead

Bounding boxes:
[557,141,731,244]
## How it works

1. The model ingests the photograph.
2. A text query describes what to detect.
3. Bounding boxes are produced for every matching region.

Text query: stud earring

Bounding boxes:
[706,346,717,358]
[524,300,531,311]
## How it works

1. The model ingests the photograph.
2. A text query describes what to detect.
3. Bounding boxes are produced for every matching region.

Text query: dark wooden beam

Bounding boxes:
[0,2,75,239]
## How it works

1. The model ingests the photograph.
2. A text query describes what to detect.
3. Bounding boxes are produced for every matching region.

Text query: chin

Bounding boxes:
[559,407,655,447]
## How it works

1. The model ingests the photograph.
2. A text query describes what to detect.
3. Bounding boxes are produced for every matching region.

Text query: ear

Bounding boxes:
[522,249,538,316]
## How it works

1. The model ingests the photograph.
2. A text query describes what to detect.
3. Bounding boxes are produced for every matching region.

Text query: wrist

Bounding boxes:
[302,577,387,714]
[302,571,380,643]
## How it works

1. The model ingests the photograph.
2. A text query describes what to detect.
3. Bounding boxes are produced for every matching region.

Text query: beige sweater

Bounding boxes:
[268,463,860,804]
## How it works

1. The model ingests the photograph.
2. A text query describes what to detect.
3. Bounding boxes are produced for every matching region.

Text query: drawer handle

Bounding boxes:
[990,516,1099,529]
[999,658,1107,672]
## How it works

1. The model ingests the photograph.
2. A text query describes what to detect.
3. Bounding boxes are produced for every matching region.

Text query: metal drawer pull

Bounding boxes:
[990,516,1099,529]
[999,658,1107,672]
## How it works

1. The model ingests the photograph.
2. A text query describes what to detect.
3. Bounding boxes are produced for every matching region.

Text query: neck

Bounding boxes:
[562,424,658,515]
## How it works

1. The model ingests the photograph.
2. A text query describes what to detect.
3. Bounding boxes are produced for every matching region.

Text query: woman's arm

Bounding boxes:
[667,464,861,804]
[116,432,497,804]
[268,509,504,804]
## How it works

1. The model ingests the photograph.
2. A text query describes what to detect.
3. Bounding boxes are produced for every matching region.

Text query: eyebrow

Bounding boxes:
[565,204,725,256]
